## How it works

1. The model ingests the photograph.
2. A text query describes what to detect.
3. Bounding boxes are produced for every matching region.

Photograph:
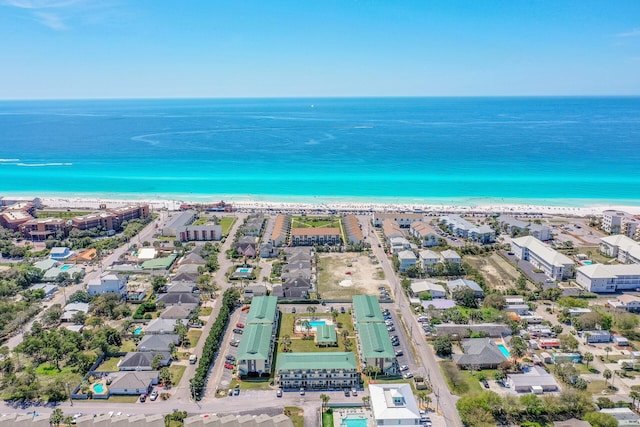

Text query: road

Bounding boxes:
[363,217,463,427]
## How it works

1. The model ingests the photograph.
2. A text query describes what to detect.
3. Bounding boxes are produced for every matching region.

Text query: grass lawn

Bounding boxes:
[220,217,236,235]
[231,378,274,390]
[291,216,340,229]
[36,210,88,219]
[186,330,203,347]
[169,365,186,386]
[35,364,77,377]
[119,339,138,352]
[96,357,121,372]
[201,307,213,316]
[439,361,484,396]
[284,406,304,427]
[464,253,522,292]
[322,411,335,427]
[587,380,609,394]
[106,395,139,403]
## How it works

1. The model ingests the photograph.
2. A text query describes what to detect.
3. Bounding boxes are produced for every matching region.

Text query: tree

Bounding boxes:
[50,408,65,426]
[433,336,453,357]
[302,320,311,336]
[583,352,594,370]
[151,354,163,370]
[306,306,317,317]
[559,333,579,352]
[452,288,478,309]
[174,320,188,344]
[509,336,528,363]
[483,293,506,310]
[603,369,612,386]
[159,367,173,387]
[364,365,381,379]
[362,395,371,408]
[516,274,528,291]
[630,390,640,410]
[551,324,564,335]
[320,393,330,409]
[583,411,618,427]
[615,312,640,333]
[152,276,167,293]
[604,346,612,361]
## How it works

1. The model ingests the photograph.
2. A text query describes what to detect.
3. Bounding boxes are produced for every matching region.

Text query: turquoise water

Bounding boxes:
[309,321,326,327]
[92,383,105,394]
[341,414,368,427]
[237,268,252,273]
[498,344,511,357]
[134,327,143,335]
[2,97,640,205]
[60,265,71,271]
[584,261,593,265]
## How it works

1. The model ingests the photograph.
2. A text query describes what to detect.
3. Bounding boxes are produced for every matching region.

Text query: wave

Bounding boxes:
[0,158,20,162]
[17,162,73,167]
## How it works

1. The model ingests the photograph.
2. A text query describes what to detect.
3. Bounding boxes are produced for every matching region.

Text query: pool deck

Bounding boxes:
[331,408,373,427]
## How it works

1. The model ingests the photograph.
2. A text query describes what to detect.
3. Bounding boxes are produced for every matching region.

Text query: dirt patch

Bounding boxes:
[317,252,388,300]
[465,253,521,292]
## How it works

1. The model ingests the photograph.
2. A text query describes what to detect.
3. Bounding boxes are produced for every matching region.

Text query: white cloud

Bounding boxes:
[33,11,66,30]
[2,0,84,9]
[616,29,640,38]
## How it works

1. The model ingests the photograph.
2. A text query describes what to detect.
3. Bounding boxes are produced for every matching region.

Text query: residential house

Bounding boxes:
[397,250,417,273]
[434,323,510,338]
[235,236,258,257]
[156,292,200,309]
[43,265,84,281]
[243,284,267,299]
[28,283,58,299]
[276,352,359,391]
[259,242,275,258]
[166,281,195,293]
[511,236,575,280]
[453,338,508,369]
[118,352,171,371]
[87,273,127,296]
[507,366,559,393]
[369,383,421,426]
[243,214,265,237]
[145,318,184,335]
[137,334,180,352]
[410,222,439,247]
[421,299,456,311]
[49,247,73,260]
[440,249,461,265]
[581,330,611,343]
[160,305,194,319]
[389,237,411,254]
[410,280,446,299]
[172,264,200,282]
[609,294,640,312]
[600,408,640,426]
[61,302,89,322]
[418,250,439,272]
[554,420,590,427]
[447,278,484,298]
[107,371,158,395]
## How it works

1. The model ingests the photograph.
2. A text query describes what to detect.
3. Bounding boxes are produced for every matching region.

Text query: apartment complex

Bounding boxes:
[497,215,552,241]
[19,217,69,241]
[440,214,495,243]
[290,227,341,246]
[602,210,640,239]
[353,295,397,375]
[373,213,423,228]
[576,264,640,293]
[409,221,439,247]
[343,214,363,244]
[276,352,358,391]
[236,296,279,376]
[511,236,575,280]
[599,235,640,264]
[176,224,223,242]
[270,214,291,247]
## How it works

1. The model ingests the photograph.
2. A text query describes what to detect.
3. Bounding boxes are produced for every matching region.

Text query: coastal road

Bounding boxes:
[362,216,463,427]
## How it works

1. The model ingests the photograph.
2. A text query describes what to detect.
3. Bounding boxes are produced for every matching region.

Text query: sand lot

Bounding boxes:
[465,253,521,292]
[317,252,388,300]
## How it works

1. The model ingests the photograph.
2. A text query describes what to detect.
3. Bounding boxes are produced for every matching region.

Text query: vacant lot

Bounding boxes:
[317,252,387,300]
[465,253,521,292]
[291,216,341,229]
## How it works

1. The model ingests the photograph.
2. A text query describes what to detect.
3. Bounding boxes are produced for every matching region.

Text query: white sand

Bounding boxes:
[36,195,640,217]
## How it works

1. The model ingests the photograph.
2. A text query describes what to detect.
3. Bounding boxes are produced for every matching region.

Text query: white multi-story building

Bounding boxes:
[440,214,495,244]
[497,215,552,241]
[576,264,640,293]
[418,250,439,272]
[87,273,126,296]
[397,250,417,273]
[373,213,423,228]
[602,210,640,239]
[600,235,640,264]
[369,383,421,426]
[409,222,439,247]
[511,236,575,280]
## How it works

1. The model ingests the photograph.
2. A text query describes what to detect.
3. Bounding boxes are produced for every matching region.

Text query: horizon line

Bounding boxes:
[2,94,640,102]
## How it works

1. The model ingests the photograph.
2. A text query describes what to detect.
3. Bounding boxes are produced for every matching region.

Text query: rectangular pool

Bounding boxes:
[309,321,326,327]
[341,414,368,427]
[497,343,511,358]
[60,265,72,271]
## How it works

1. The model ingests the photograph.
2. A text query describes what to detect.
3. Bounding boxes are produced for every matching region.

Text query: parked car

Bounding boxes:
[387,326,395,332]
[392,340,400,346]
[299,388,305,396]
[481,379,490,389]
[403,372,414,379]
[400,365,409,371]
[224,363,234,370]
[139,394,147,403]
[340,307,346,314]
[351,388,357,396]
[344,389,350,397]
[234,387,240,396]
[291,307,296,313]
[149,390,158,401]
[225,354,236,362]
[395,349,403,356]
[228,389,233,396]
[233,328,244,334]
[230,340,239,347]
[236,323,245,328]
[277,389,283,398]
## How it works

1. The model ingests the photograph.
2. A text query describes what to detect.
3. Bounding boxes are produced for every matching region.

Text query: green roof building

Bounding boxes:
[315,324,337,347]
[352,295,384,324]
[276,352,359,391]
[246,296,279,325]
[237,324,275,376]
[357,322,397,374]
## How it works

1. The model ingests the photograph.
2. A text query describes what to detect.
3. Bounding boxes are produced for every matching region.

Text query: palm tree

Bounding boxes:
[583,352,594,370]
[603,369,612,387]
[604,346,612,361]
[417,392,427,407]
[341,329,349,340]
[362,395,371,408]
[320,393,330,410]
[424,395,432,409]
[282,334,291,349]
[631,391,640,410]
[307,306,317,318]
[302,320,311,336]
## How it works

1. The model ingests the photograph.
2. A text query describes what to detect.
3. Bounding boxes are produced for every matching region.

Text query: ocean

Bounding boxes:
[1,97,639,206]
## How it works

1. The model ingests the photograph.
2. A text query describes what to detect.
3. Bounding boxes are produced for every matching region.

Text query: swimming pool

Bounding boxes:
[93,383,106,394]
[583,260,593,265]
[341,414,368,427]
[60,265,71,271]
[497,343,511,358]
[134,327,143,335]
[309,321,326,327]
[236,267,253,274]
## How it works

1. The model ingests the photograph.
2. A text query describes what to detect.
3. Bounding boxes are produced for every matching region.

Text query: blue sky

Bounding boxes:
[1,0,639,98]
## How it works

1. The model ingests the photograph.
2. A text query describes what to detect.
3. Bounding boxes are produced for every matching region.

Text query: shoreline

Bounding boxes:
[5,191,638,216]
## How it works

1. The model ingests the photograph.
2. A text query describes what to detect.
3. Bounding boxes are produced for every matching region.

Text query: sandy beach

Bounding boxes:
[33,195,640,217]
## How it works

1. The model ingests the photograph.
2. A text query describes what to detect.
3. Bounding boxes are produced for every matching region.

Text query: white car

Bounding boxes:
[403,372,414,379]
[400,365,409,371]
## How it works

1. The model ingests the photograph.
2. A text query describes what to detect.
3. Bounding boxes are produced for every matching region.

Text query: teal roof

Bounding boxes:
[237,324,273,361]
[141,254,177,270]
[352,295,384,324]
[315,324,337,344]
[277,352,356,371]
[358,323,395,359]
[246,296,278,325]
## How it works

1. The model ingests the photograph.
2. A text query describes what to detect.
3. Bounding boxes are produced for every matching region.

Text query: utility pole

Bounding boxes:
[67,383,73,406]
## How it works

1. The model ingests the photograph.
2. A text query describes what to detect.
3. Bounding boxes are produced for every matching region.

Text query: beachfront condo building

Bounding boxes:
[497,215,552,241]
[176,224,222,242]
[343,214,363,244]
[410,221,439,247]
[576,264,640,293]
[511,236,575,280]
[270,214,291,247]
[599,235,640,264]
[276,352,359,391]
[373,213,424,228]
[602,210,640,239]
[440,214,495,244]
[19,217,69,241]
